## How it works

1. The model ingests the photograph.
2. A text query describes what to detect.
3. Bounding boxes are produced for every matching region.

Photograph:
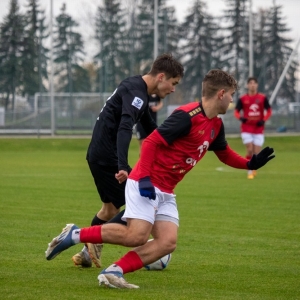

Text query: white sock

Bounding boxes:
[71,228,81,244]
[105,264,123,274]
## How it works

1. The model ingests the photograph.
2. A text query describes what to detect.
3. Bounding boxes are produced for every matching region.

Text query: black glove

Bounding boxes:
[247,147,275,170]
[138,176,156,200]
[257,120,265,127]
[239,117,248,123]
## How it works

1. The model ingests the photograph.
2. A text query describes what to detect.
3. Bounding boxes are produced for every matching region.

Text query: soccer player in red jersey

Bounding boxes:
[234,77,272,179]
[46,70,275,288]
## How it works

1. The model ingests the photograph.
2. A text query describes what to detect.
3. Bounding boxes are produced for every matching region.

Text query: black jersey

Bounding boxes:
[87,75,157,171]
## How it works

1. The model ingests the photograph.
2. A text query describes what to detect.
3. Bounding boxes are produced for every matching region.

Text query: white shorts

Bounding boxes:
[122,179,179,226]
[241,133,264,146]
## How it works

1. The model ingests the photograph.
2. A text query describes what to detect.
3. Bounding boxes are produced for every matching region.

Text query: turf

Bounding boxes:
[0,136,299,300]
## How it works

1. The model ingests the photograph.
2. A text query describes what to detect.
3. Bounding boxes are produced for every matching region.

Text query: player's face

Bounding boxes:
[156,74,181,99]
[247,80,258,94]
[219,88,235,114]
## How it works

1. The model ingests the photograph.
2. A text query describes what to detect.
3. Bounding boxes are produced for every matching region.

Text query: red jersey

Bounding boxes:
[129,102,248,193]
[235,93,271,134]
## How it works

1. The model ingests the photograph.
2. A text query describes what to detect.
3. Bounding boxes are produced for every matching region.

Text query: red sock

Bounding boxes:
[246,155,252,160]
[79,225,103,244]
[114,251,144,274]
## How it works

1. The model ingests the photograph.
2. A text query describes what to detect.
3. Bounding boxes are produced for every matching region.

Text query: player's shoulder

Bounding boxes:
[176,102,202,118]
[121,75,144,90]
[239,93,248,100]
[257,92,267,98]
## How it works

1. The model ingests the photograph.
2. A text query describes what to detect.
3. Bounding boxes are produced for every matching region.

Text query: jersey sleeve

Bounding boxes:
[121,89,148,122]
[208,122,228,151]
[214,145,249,169]
[117,114,135,171]
[235,98,243,111]
[264,96,271,109]
[139,107,157,136]
[157,110,192,145]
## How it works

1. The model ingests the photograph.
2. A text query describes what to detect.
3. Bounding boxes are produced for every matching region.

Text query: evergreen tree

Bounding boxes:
[22,0,49,96]
[252,8,270,92]
[261,3,298,102]
[94,0,127,93]
[179,0,222,101]
[53,3,85,93]
[220,0,249,95]
[134,0,180,73]
[0,0,25,110]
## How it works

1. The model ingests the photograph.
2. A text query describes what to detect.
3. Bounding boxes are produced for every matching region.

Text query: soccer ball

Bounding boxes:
[144,253,172,270]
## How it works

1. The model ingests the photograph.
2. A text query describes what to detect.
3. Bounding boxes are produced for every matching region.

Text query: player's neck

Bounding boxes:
[248,91,257,96]
[142,75,156,95]
[201,99,218,119]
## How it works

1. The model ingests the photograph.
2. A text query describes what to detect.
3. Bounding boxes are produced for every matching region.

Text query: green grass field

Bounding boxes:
[0,136,299,300]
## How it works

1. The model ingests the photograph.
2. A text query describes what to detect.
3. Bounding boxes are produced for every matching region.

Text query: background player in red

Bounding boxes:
[71,53,184,268]
[46,69,275,289]
[234,77,272,179]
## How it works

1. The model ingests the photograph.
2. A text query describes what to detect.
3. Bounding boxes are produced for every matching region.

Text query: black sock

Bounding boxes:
[106,209,127,225]
[91,214,107,226]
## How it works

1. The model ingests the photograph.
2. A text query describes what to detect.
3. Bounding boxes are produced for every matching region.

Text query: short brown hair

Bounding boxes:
[247,76,258,83]
[202,69,237,98]
[148,53,184,79]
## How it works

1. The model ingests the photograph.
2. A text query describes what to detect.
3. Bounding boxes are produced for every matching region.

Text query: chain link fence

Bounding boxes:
[0,93,299,135]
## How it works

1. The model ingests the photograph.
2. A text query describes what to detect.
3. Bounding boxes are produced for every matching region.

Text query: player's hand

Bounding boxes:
[138,176,156,200]
[247,147,275,170]
[256,120,265,127]
[115,170,128,184]
[239,117,248,123]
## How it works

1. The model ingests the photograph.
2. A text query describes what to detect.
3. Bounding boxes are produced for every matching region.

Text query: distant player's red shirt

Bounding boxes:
[130,102,248,193]
[235,93,271,134]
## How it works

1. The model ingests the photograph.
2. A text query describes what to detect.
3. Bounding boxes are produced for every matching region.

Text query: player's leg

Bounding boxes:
[241,132,255,179]
[99,179,163,288]
[252,134,265,177]
[99,183,179,289]
[72,162,125,268]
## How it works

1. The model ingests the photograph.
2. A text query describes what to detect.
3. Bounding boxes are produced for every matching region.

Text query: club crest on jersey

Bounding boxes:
[132,97,144,110]
[210,129,215,139]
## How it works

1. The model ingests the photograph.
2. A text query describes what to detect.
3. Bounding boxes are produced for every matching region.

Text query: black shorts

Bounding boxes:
[88,162,126,209]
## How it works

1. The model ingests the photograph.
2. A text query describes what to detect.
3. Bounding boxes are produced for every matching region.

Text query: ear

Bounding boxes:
[217,89,225,99]
[157,73,164,82]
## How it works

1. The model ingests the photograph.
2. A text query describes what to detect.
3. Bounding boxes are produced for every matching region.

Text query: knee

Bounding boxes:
[123,234,149,247]
[98,204,119,220]
[165,239,177,254]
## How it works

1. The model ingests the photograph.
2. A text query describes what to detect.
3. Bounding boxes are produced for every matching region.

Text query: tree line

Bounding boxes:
[0,0,298,110]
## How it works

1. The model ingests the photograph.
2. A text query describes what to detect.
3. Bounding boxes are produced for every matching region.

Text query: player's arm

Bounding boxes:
[117,90,148,174]
[117,114,135,173]
[264,97,272,121]
[210,123,275,169]
[139,107,157,136]
[257,96,272,126]
[151,99,163,112]
[234,98,247,123]
[209,123,249,169]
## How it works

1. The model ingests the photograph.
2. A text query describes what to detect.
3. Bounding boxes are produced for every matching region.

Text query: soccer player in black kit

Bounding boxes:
[71,53,184,268]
